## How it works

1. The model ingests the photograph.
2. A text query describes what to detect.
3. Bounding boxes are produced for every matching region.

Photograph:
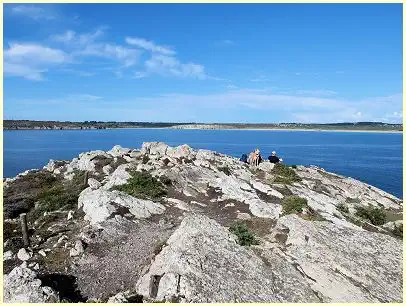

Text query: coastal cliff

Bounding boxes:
[3,142,403,303]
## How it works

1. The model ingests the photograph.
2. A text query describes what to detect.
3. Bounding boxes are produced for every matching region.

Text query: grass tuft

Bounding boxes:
[337,203,349,214]
[281,196,308,215]
[229,222,259,246]
[272,163,301,185]
[218,166,231,176]
[112,170,167,201]
[355,205,386,226]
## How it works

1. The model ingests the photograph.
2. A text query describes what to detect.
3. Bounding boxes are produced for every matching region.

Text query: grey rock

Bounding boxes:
[44,159,56,172]
[88,177,102,189]
[257,161,275,172]
[4,250,14,261]
[78,188,165,225]
[70,240,85,257]
[17,248,32,261]
[4,266,59,302]
[107,292,129,303]
[108,145,131,157]
[270,215,402,302]
[136,214,320,302]
[166,144,194,158]
[236,212,251,220]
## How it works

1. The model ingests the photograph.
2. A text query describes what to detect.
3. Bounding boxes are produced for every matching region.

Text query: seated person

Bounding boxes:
[268,151,282,163]
[240,153,248,163]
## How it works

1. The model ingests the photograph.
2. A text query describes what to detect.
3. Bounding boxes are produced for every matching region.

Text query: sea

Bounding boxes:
[3,129,403,198]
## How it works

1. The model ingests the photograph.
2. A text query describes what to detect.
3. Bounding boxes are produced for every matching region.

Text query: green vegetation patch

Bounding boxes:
[392,224,403,238]
[272,163,301,185]
[142,155,150,164]
[281,196,308,215]
[337,203,349,214]
[355,205,386,226]
[229,222,259,246]
[112,170,167,200]
[218,165,231,176]
[28,170,87,221]
[302,206,326,221]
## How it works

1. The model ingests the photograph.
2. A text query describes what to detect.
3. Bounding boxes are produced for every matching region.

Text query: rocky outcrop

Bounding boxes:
[3,142,403,303]
[136,214,320,302]
[268,215,402,302]
[4,265,59,302]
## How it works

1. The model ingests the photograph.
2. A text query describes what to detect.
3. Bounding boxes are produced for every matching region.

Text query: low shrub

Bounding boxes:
[142,155,150,164]
[218,166,231,176]
[337,203,349,214]
[28,170,87,221]
[272,163,301,185]
[281,196,308,215]
[112,170,166,200]
[229,223,259,246]
[159,175,172,185]
[392,224,403,238]
[304,206,326,221]
[355,205,386,226]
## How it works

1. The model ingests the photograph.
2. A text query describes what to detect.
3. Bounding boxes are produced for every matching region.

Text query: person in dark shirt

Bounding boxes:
[268,151,282,163]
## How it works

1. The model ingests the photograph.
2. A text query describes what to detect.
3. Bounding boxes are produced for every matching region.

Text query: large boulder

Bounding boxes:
[141,142,168,155]
[136,214,320,302]
[108,145,131,157]
[4,265,59,302]
[78,188,166,225]
[166,144,194,159]
[269,215,403,302]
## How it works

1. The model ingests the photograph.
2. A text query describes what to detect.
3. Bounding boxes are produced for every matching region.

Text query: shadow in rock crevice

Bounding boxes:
[39,273,87,302]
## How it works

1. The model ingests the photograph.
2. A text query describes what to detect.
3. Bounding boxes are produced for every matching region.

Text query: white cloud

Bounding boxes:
[50,28,141,69]
[11,5,56,20]
[291,89,338,96]
[215,39,235,46]
[250,76,269,82]
[51,30,76,43]
[68,94,102,101]
[51,27,107,45]
[141,54,206,79]
[4,43,70,80]
[117,89,403,123]
[125,37,175,55]
[4,62,46,81]
[16,94,103,104]
[226,84,238,89]
[61,68,95,77]
[6,27,211,81]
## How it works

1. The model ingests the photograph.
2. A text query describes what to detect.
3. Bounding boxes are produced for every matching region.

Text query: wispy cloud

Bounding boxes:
[215,39,235,46]
[250,76,269,82]
[286,89,338,97]
[126,37,212,80]
[5,26,212,81]
[17,94,103,104]
[125,37,175,55]
[140,54,206,79]
[13,89,402,123]
[11,5,57,20]
[108,90,402,123]
[4,43,71,80]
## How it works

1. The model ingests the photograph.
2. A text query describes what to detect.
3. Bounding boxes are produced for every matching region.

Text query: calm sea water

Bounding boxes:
[3,129,403,198]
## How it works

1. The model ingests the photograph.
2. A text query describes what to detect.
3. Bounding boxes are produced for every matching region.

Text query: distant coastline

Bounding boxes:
[3,120,403,133]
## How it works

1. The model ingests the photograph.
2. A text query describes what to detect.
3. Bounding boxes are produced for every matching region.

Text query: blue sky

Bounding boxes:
[4,3,403,123]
